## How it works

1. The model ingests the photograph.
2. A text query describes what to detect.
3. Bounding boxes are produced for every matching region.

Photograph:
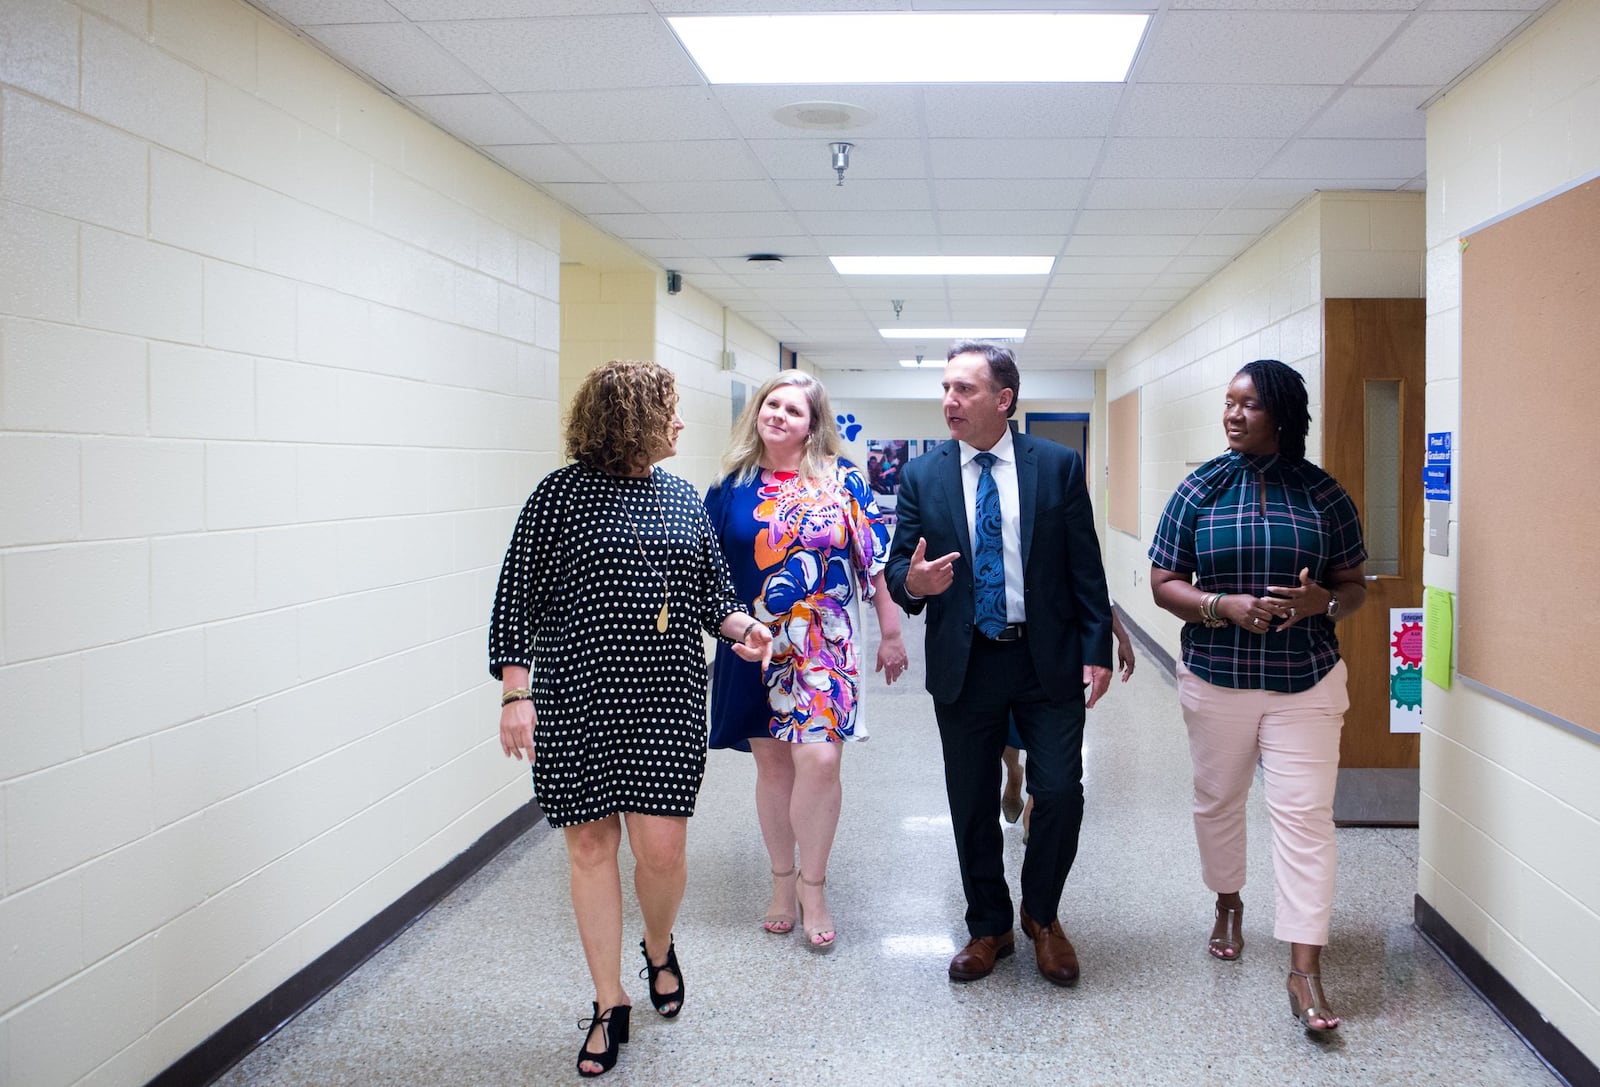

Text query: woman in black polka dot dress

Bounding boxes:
[489,360,772,1078]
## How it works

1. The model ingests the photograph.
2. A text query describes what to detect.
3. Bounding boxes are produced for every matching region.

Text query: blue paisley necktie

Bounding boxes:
[972,451,1007,638]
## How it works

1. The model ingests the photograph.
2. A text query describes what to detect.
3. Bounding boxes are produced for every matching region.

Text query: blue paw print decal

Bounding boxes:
[837,413,862,441]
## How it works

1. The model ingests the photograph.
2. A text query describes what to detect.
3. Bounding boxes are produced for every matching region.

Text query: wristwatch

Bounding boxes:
[1326,591,1340,619]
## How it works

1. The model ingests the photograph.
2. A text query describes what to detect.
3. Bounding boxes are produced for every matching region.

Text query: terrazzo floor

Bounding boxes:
[217,615,1557,1086]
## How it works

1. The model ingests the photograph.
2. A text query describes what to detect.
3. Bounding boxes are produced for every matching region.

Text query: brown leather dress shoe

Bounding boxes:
[1020,905,1080,987]
[948,932,1015,981]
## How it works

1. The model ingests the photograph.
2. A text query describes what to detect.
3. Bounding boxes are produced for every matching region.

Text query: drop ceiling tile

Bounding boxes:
[1101,137,1282,179]
[928,139,1102,180]
[659,0,906,12]
[712,85,923,140]
[747,139,927,181]
[922,85,1122,138]
[1183,234,1255,257]
[620,180,785,214]
[772,179,933,211]
[794,209,939,235]
[407,93,551,144]
[1084,178,1247,209]
[535,182,646,215]
[1205,207,1291,234]
[1358,11,1533,86]
[1169,0,1416,8]
[1302,86,1431,139]
[256,0,402,23]
[1117,83,1336,138]
[939,236,1067,257]
[489,143,605,183]
[307,23,487,94]
[423,15,701,92]
[1428,0,1546,8]
[816,235,943,257]
[1165,254,1231,276]
[1263,138,1424,179]
[506,87,734,144]
[1136,11,1407,84]
[1074,209,1216,234]
[699,237,822,258]
[391,1,646,17]
[1053,255,1175,275]
[627,237,707,263]
[577,140,766,184]
[938,209,1078,235]
[1065,234,1192,257]
[933,179,1089,211]
[582,212,677,239]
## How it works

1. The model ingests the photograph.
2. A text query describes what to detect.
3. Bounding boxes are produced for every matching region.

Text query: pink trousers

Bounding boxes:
[1176,660,1348,946]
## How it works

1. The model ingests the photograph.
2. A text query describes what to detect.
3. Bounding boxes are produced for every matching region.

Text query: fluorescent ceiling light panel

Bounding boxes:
[880,328,1027,340]
[899,358,945,368]
[668,14,1149,85]
[832,256,1054,276]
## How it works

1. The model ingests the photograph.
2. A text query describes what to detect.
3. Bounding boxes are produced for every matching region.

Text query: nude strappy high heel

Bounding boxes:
[1287,969,1341,1033]
[796,871,836,952]
[763,867,797,935]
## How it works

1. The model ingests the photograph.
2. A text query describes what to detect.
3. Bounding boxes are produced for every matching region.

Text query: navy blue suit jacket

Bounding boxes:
[885,432,1113,705]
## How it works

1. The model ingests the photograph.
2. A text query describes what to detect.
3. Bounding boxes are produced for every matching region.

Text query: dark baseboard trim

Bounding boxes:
[148,799,548,1087]
[1114,604,1176,684]
[1415,894,1599,1087]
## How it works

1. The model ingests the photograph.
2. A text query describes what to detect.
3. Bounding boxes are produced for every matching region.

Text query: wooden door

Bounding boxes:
[1322,298,1425,769]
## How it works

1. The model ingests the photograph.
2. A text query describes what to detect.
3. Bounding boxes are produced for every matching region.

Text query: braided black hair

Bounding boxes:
[1237,359,1309,462]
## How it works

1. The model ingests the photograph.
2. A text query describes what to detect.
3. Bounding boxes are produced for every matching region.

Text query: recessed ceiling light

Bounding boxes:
[668,13,1149,85]
[832,256,1053,276]
[880,328,1027,340]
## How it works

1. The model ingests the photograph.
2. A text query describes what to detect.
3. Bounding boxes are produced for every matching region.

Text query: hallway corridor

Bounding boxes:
[216,617,1555,1086]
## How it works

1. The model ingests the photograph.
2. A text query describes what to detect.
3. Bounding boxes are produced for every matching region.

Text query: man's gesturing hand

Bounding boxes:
[904,537,960,598]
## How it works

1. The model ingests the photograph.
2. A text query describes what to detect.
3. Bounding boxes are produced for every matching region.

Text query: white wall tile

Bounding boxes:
[0,653,83,778]
[2,541,150,662]
[0,317,148,436]
[81,438,205,539]
[80,0,146,34]
[81,629,206,751]
[150,343,256,439]
[335,514,455,594]
[150,705,259,827]
[80,227,204,343]
[1,92,145,233]
[0,201,78,323]
[151,0,257,91]
[295,284,372,369]
[203,260,298,359]
[0,0,81,107]
[295,581,430,682]
[255,18,340,135]
[150,530,257,629]
[255,358,342,442]
[81,14,206,156]
[149,149,258,265]
[203,608,299,713]
[0,870,82,1012]
[4,741,152,889]
[0,434,79,547]
[205,441,298,529]
[255,523,341,610]
[4,936,157,1087]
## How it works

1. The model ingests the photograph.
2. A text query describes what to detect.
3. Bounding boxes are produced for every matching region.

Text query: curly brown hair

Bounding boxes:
[564,359,679,476]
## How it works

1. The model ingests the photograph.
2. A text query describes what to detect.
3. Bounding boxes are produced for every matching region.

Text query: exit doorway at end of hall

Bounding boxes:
[1024,412,1089,461]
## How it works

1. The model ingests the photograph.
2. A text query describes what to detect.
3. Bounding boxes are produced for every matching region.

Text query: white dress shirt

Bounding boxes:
[959,429,1025,624]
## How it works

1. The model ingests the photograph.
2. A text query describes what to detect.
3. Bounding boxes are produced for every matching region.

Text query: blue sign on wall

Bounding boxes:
[1424,431,1453,501]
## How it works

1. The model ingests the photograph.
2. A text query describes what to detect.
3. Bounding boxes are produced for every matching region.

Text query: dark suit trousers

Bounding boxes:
[933,634,1086,939]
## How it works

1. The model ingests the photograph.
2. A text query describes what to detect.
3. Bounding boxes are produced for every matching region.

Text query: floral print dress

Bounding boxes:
[706,462,891,748]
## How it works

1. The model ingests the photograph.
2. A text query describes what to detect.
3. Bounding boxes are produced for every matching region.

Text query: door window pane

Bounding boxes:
[1364,380,1401,576]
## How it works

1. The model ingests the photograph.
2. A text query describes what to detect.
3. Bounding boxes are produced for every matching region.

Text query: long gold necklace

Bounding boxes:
[616,471,670,633]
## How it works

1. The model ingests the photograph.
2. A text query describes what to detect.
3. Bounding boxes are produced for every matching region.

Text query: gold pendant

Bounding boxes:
[656,601,669,633]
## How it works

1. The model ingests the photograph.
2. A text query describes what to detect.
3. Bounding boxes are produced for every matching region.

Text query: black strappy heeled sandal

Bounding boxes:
[576,1002,630,1077]
[639,936,685,1018]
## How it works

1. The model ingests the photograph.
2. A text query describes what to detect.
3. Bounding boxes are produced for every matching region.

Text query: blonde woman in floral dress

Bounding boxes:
[706,372,908,950]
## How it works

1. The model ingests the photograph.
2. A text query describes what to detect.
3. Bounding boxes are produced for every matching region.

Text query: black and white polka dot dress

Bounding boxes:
[489,463,746,828]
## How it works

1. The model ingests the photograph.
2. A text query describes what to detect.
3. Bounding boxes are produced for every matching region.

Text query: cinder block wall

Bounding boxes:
[0,1,559,1082]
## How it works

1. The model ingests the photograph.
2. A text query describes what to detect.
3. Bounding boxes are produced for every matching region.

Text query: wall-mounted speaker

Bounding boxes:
[666,270,682,295]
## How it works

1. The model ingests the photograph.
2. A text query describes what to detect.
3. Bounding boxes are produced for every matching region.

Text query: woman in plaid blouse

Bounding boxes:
[1148,359,1367,1035]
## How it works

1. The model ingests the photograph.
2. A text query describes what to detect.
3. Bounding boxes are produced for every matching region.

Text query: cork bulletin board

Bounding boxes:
[1459,176,1600,738]
[1108,389,1140,536]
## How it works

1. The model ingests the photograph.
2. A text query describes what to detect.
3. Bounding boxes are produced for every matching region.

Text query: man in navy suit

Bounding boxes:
[886,341,1113,987]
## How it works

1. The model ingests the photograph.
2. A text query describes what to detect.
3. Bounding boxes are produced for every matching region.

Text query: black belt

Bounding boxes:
[982,623,1027,642]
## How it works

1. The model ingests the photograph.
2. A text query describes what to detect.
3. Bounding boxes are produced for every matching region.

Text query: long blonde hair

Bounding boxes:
[721,371,843,484]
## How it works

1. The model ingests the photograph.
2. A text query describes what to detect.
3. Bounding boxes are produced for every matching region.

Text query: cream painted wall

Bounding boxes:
[1102,191,1424,660]
[557,265,655,407]
[1422,0,1600,1061]
[0,2,561,1083]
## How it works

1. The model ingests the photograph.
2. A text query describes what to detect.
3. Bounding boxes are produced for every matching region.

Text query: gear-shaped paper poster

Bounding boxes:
[1389,609,1424,733]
